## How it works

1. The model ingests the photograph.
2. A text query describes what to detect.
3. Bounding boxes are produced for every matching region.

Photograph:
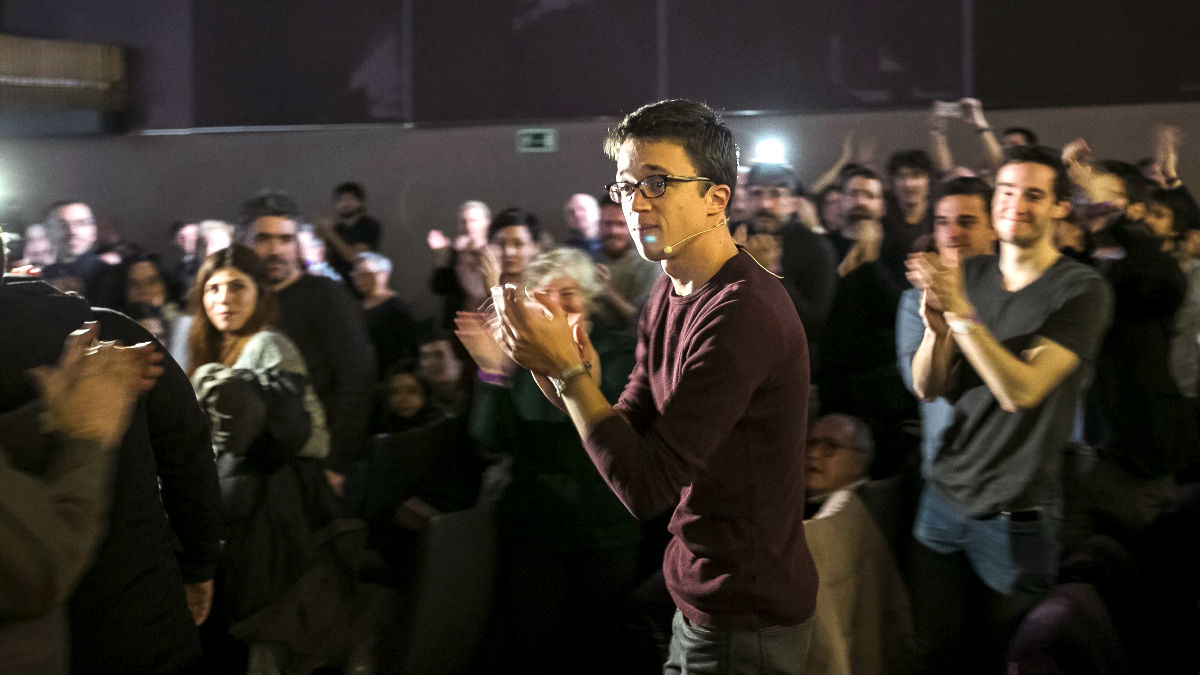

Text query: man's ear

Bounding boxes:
[707,184,731,216]
[1126,202,1146,222]
[1050,199,1072,221]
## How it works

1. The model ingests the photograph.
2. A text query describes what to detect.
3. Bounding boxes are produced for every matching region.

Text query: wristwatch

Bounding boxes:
[549,361,592,397]
[948,312,980,335]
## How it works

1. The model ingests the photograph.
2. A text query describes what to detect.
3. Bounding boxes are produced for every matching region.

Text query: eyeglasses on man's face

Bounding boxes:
[605,174,712,204]
[805,436,857,458]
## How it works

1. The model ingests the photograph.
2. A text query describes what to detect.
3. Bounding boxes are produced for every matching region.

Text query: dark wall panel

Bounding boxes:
[975,0,1200,108]
[667,0,962,111]
[192,1,408,125]
[4,1,1200,129]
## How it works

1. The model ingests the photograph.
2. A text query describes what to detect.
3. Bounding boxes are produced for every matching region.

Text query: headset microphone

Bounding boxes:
[660,217,729,256]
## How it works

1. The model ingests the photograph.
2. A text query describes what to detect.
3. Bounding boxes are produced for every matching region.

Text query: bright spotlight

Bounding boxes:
[753,138,787,164]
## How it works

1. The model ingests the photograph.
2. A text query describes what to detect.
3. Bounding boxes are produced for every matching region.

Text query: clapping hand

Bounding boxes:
[29,322,162,448]
[494,285,593,381]
[906,249,971,319]
[455,310,515,377]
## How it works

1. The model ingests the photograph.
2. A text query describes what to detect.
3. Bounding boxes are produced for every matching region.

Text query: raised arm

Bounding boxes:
[497,284,783,519]
[962,98,1005,173]
[929,104,955,175]
[810,132,857,195]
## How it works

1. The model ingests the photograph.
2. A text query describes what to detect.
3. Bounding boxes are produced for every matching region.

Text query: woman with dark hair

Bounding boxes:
[374,359,446,433]
[122,252,191,363]
[186,245,367,674]
[186,245,328,459]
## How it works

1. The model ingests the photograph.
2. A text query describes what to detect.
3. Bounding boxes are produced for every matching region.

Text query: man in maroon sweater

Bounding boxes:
[497,99,817,674]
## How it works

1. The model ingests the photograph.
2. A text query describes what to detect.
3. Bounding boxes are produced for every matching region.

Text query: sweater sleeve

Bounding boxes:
[611,288,661,434]
[586,295,789,519]
[0,402,117,617]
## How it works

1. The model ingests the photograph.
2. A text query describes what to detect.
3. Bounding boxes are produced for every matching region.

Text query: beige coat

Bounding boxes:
[804,488,913,674]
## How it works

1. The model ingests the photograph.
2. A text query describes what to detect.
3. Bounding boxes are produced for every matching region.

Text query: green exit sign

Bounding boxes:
[516,128,557,153]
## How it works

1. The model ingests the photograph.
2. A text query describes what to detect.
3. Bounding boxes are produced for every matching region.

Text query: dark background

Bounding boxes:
[3,0,1198,129]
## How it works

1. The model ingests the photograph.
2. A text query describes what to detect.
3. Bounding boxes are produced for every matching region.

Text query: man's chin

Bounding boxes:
[264,265,291,284]
[635,245,666,262]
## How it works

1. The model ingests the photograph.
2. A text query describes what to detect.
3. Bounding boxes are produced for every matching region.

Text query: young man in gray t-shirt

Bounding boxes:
[906,146,1114,671]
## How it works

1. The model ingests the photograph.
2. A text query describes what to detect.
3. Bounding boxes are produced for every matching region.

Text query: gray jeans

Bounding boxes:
[664,610,814,675]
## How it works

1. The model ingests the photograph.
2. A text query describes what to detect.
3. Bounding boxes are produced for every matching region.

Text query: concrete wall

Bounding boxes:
[2,99,1197,319]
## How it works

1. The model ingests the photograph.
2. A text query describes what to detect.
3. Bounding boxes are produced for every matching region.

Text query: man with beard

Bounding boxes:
[906,146,1113,672]
[591,198,662,331]
[820,167,916,477]
[317,181,382,284]
[241,192,376,494]
[745,163,837,366]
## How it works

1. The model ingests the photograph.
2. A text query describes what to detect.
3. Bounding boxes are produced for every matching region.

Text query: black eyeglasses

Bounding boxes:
[605,174,713,203]
[805,437,858,458]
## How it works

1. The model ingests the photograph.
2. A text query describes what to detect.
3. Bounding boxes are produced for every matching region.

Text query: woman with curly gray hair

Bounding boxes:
[456,246,643,674]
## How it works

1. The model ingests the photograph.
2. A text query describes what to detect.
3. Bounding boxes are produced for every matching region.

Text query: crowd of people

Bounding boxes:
[1,96,1199,675]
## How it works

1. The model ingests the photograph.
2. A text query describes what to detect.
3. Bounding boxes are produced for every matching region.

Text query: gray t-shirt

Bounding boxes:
[930,254,1113,516]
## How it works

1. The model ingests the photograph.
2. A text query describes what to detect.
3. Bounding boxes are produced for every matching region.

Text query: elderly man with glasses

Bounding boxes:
[494,99,817,675]
[802,413,912,674]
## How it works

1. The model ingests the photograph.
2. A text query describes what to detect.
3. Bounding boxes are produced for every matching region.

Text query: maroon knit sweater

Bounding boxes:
[584,249,817,630]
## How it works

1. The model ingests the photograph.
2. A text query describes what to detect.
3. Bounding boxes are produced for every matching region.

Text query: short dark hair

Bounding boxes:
[487,207,542,242]
[334,182,365,201]
[934,176,994,218]
[886,150,935,179]
[240,190,299,225]
[604,99,739,211]
[745,163,799,194]
[1148,187,1199,235]
[839,166,883,192]
[1096,159,1150,206]
[999,145,1071,202]
[1002,127,1039,145]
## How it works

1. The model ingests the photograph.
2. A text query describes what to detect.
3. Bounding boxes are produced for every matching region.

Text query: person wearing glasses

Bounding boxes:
[493,99,817,674]
[801,413,912,674]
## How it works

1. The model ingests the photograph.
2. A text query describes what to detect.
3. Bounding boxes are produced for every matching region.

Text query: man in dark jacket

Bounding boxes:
[240,191,376,494]
[0,289,160,674]
[0,269,221,675]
